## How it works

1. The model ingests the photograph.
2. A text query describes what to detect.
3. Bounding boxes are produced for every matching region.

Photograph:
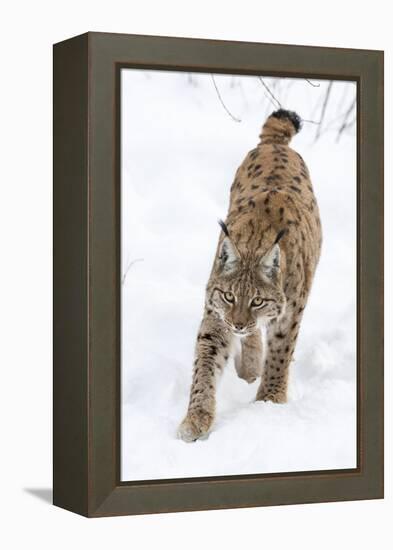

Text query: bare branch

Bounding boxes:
[346,116,356,130]
[336,82,350,115]
[309,89,324,121]
[336,98,356,142]
[257,77,322,126]
[312,95,356,138]
[210,75,241,122]
[258,77,282,109]
[187,73,197,87]
[122,257,144,286]
[304,78,320,87]
[282,79,295,106]
[302,119,321,125]
[315,81,333,141]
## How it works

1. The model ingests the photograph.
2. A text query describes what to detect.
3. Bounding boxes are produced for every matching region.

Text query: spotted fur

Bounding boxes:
[178,110,322,442]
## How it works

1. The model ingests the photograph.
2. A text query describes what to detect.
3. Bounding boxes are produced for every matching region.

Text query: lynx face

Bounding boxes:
[208,236,287,336]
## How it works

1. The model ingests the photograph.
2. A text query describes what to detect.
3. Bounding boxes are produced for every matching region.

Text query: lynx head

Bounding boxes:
[208,221,287,336]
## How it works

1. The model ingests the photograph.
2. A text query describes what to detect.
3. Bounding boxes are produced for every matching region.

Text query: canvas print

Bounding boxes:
[120,70,357,481]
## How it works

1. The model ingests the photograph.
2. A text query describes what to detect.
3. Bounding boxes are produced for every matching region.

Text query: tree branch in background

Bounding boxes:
[305,78,320,87]
[210,75,241,122]
[336,98,356,142]
[204,73,354,142]
[311,105,355,140]
[258,77,282,109]
[281,79,295,107]
[302,118,321,125]
[187,73,198,87]
[122,258,144,286]
[315,81,333,141]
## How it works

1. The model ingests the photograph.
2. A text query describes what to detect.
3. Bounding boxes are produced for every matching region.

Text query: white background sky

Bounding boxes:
[121,70,357,481]
[1,1,391,549]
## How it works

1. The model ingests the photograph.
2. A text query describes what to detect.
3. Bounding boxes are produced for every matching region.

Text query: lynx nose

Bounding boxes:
[234,323,245,331]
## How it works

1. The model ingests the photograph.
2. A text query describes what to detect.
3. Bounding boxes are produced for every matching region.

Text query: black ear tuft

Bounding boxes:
[218,219,230,237]
[271,109,302,133]
[274,228,288,245]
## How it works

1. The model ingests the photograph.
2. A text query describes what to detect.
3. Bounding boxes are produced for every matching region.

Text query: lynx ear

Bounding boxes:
[217,220,240,273]
[260,244,280,279]
[219,237,240,273]
[260,228,286,279]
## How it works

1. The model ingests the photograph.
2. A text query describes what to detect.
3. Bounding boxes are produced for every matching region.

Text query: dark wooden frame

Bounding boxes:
[53,32,384,517]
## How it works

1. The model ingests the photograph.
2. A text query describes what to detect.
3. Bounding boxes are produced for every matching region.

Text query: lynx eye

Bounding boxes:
[251,296,264,308]
[223,291,235,303]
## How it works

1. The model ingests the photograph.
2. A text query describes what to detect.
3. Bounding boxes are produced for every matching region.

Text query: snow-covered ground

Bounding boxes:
[121,71,357,481]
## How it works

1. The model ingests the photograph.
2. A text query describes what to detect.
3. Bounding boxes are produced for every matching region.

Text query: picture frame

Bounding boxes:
[53,31,384,517]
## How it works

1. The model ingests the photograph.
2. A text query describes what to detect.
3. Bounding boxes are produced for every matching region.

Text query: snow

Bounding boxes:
[121,70,357,481]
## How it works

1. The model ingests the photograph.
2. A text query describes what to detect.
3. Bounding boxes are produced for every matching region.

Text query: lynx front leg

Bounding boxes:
[178,314,232,442]
[234,329,263,383]
[256,314,301,404]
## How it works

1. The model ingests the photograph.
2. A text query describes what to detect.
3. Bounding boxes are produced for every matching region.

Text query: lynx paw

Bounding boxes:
[237,369,258,384]
[256,390,287,404]
[234,356,261,384]
[177,409,214,442]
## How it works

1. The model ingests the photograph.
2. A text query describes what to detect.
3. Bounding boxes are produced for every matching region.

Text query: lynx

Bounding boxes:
[178,109,322,442]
